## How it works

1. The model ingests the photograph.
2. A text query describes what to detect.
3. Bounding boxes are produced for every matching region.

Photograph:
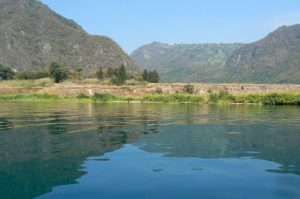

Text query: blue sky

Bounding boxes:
[41,0,300,53]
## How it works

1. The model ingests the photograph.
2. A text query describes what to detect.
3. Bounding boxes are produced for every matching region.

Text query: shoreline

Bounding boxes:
[0,92,299,105]
[1,79,300,105]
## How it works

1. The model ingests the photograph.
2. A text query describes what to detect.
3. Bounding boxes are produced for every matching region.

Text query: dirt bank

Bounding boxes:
[1,83,300,97]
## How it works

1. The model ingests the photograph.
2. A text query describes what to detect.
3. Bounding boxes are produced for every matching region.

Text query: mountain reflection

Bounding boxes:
[0,102,299,199]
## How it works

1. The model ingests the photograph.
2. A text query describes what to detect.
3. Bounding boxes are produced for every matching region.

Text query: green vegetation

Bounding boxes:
[49,62,69,83]
[0,93,61,101]
[142,69,160,83]
[74,67,84,80]
[16,69,49,80]
[112,65,127,85]
[0,65,15,80]
[183,84,194,94]
[209,91,300,105]
[96,67,104,80]
[141,94,204,103]
[106,67,115,78]
[209,90,235,104]
[0,89,299,105]
[92,93,118,102]
[235,93,300,105]
[0,78,53,87]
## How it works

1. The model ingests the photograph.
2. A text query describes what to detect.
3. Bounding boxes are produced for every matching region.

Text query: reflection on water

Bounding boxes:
[0,102,299,199]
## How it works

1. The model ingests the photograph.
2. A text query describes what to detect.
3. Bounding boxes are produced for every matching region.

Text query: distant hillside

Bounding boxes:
[226,24,300,83]
[0,0,139,74]
[131,42,243,82]
[132,24,300,84]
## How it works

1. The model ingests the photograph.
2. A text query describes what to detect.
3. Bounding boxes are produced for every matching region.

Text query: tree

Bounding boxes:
[75,66,84,79]
[148,70,159,83]
[106,67,114,78]
[49,62,69,83]
[0,65,15,80]
[142,69,149,81]
[114,65,126,85]
[96,67,104,80]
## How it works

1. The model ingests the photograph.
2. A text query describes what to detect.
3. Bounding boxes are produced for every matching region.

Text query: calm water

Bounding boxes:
[0,102,300,199]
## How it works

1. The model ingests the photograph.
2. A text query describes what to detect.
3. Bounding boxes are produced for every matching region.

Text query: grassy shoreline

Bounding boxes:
[0,92,299,105]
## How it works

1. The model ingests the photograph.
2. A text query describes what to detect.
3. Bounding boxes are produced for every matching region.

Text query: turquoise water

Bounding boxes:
[0,102,300,199]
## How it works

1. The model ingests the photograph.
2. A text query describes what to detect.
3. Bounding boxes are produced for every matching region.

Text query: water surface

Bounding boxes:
[0,102,300,199]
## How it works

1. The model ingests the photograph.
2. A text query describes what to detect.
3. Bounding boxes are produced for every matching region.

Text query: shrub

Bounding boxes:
[77,93,90,99]
[142,93,204,103]
[106,67,114,78]
[155,87,163,94]
[209,90,235,103]
[0,65,15,80]
[74,66,84,79]
[183,84,194,94]
[16,70,49,80]
[96,67,104,80]
[92,93,118,102]
[261,93,297,105]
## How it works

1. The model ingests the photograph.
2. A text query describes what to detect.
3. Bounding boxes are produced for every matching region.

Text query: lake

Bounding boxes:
[0,102,300,199]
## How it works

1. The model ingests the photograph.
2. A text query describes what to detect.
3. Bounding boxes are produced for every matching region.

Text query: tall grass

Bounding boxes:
[235,93,300,105]
[0,93,61,101]
[0,78,53,87]
[0,91,299,105]
[92,93,119,102]
[141,93,204,103]
[209,90,235,104]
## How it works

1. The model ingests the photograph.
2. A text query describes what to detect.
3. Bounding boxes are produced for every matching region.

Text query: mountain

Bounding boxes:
[0,0,139,74]
[131,42,243,82]
[132,25,300,84]
[226,24,300,83]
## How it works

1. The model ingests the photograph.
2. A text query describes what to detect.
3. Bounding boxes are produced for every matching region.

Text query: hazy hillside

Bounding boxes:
[226,24,300,83]
[131,42,243,82]
[132,24,300,84]
[0,0,139,74]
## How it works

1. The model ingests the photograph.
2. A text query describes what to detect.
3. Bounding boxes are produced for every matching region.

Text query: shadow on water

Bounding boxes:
[0,102,299,198]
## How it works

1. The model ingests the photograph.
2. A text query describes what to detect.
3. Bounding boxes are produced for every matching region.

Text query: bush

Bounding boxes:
[16,70,49,80]
[49,62,69,83]
[183,84,194,94]
[96,67,104,80]
[106,67,114,78]
[209,90,235,103]
[261,93,297,105]
[74,66,84,79]
[142,93,204,103]
[77,93,90,99]
[0,65,15,80]
[92,93,118,102]
[155,87,163,94]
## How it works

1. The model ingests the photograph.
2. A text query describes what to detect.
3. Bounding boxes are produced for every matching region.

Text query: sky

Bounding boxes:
[41,0,300,53]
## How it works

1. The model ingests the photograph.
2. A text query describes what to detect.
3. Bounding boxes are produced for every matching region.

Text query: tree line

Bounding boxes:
[0,63,160,84]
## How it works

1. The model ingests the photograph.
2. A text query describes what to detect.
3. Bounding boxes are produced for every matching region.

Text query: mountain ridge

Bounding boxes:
[226,24,300,83]
[0,0,139,74]
[132,24,300,83]
[131,42,243,82]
